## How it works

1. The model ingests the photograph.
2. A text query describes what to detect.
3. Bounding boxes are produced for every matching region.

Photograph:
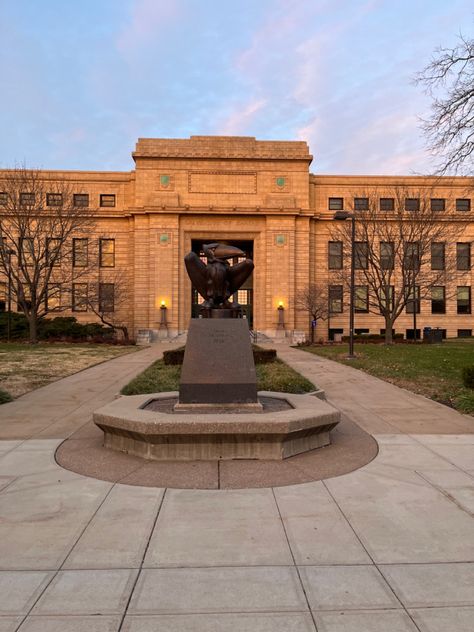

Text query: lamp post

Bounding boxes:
[333,210,356,358]
[1,247,15,343]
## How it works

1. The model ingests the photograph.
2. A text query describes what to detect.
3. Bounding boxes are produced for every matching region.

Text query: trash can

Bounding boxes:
[432,327,443,343]
[423,327,432,343]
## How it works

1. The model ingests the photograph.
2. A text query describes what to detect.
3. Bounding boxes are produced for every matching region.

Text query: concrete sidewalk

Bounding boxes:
[0,345,473,631]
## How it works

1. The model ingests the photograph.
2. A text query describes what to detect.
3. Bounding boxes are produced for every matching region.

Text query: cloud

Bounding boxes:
[216,99,267,135]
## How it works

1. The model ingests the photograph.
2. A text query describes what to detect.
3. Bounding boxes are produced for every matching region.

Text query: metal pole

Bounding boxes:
[412,269,417,343]
[348,216,356,358]
[7,250,12,343]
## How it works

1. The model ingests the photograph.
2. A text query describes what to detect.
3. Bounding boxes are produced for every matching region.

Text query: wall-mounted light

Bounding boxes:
[277,301,285,330]
[159,300,168,329]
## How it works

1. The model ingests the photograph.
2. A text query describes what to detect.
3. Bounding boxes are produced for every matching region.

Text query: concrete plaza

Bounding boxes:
[0,343,473,631]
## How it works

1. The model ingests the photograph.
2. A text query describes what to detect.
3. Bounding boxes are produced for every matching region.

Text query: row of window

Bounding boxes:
[0,282,115,313]
[0,192,116,208]
[328,241,472,271]
[12,237,116,268]
[328,285,472,314]
[328,197,471,213]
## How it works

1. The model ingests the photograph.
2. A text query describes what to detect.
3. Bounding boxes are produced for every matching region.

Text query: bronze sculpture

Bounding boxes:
[185,243,254,317]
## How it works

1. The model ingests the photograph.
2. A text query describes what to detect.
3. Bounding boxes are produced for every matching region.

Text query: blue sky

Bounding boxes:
[0,0,472,174]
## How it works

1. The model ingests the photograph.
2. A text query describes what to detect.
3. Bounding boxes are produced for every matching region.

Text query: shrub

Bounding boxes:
[0,388,13,405]
[462,366,474,389]
[0,312,29,340]
[163,344,277,365]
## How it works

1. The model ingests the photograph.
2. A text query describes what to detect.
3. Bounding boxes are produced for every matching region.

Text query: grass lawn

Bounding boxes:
[301,339,474,415]
[0,342,138,400]
[121,357,315,396]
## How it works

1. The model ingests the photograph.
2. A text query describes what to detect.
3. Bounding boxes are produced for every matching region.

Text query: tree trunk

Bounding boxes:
[28,312,38,344]
[120,326,129,343]
[384,316,393,345]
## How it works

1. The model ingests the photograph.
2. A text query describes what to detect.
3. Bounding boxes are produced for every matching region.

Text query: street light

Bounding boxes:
[1,247,16,343]
[333,210,356,358]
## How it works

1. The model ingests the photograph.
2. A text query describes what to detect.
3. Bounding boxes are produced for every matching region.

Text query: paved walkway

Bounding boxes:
[0,344,473,631]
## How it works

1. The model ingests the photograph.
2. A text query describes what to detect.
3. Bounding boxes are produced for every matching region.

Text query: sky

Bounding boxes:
[0,0,472,175]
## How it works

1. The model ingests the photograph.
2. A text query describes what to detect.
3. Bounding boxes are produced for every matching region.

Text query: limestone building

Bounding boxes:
[1,135,473,340]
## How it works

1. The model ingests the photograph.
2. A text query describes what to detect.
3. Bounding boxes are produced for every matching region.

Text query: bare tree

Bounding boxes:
[0,166,96,342]
[85,269,131,342]
[416,34,474,174]
[330,187,465,344]
[295,283,329,343]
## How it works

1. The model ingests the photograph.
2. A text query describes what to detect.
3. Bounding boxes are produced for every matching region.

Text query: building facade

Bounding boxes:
[1,135,473,340]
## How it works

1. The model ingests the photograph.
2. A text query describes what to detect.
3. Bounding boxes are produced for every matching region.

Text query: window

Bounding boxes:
[380,242,394,270]
[73,193,89,207]
[17,284,32,311]
[236,289,250,304]
[404,242,420,270]
[405,198,420,212]
[100,194,116,207]
[458,329,472,338]
[355,286,368,313]
[456,243,471,270]
[46,193,62,207]
[431,242,445,270]
[457,286,471,314]
[0,192,7,206]
[431,286,446,314]
[20,192,35,206]
[354,241,368,269]
[328,197,343,211]
[431,198,445,212]
[99,238,115,267]
[46,238,61,266]
[406,286,420,314]
[19,238,34,266]
[72,283,88,312]
[456,198,471,212]
[328,241,343,269]
[380,286,394,312]
[354,197,368,211]
[73,238,88,267]
[0,282,5,311]
[329,285,343,313]
[380,198,394,211]
[406,328,421,340]
[99,283,115,312]
[355,328,370,335]
[46,284,61,311]
[329,328,343,341]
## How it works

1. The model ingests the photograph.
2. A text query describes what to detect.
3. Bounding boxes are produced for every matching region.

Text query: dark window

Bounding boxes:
[73,193,89,207]
[329,285,343,313]
[328,241,343,269]
[73,238,88,267]
[99,238,115,267]
[458,329,472,338]
[431,198,445,212]
[354,197,368,211]
[100,194,116,207]
[355,328,370,335]
[355,286,368,313]
[328,197,343,211]
[354,241,368,269]
[46,283,61,311]
[404,242,420,270]
[431,286,446,314]
[0,192,7,206]
[380,286,394,313]
[380,198,394,211]
[406,328,421,340]
[457,286,471,314]
[20,192,35,206]
[456,198,471,212]
[431,242,445,270]
[406,286,420,314]
[46,193,62,207]
[380,242,394,270]
[72,283,88,312]
[329,328,344,341]
[456,243,471,270]
[19,237,34,266]
[46,238,61,266]
[405,198,420,212]
[99,283,115,312]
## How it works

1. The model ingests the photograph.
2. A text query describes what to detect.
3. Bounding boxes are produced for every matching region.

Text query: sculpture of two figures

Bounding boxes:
[185,243,253,318]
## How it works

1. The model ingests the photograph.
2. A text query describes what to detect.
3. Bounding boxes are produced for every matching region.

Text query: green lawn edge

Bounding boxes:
[121,357,315,396]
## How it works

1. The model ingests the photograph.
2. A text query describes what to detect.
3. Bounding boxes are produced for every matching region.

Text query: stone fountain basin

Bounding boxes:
[93,391,340,461]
